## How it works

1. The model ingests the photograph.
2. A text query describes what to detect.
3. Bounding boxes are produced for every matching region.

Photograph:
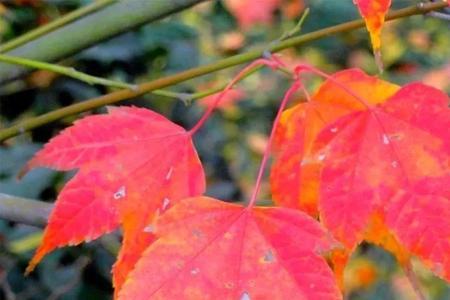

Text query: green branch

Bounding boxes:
[0,0,209,83]
[0,193,52,228]
[0,8,307,101]
[0,54,254,103]
[0,1,447,142]
[0,0,117,53]
[0,54,135,90]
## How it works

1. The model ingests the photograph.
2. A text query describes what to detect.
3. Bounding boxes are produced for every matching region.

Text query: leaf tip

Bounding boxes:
[17,162,32,180]
[24,253,41,276]
[24,238,57,276]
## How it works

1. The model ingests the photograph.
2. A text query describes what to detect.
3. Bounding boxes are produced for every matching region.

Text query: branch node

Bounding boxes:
[129,84,140,92]
[178,93,194,106]
[417,2,426,11]
[262,50,273,60]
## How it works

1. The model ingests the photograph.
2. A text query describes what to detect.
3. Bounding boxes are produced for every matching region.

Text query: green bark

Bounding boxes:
[0,0,208,83]
[0,193,52,228]
[0,0,117,53]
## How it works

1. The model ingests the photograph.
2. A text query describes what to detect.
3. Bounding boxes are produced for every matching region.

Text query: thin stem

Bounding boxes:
[248,80,301,208]
[180,65,264,105]
[189,86,225,101]
[0,54,135,90]
[0,0,117,53]
[189,59,279,135]
[300,84,312,102]
[150,89,197,102]
[427,11,450,21]
[260,7,309,73]
[278,7,311,41]
[0,54,217,101]
[0,1,446,142]
[403,261,428,300]
[0,54,233,102]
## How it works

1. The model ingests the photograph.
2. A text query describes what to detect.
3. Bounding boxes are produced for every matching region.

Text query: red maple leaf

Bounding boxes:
[224,0,303,29]
[271,67,450,289]
[118,197,342,300]
[225,0,280,28]
[21,106,206,292]
[314,80,450,281]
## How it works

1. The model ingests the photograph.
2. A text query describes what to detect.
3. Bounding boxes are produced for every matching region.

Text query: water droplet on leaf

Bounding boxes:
[262,250,275,263]
[165,167,174,180]
[162,197,170,211]
[143,224,155,233]
[113,186,126,199]
[240,292,251,300]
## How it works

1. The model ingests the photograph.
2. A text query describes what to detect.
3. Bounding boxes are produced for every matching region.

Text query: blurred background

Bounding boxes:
[0,0,449,299]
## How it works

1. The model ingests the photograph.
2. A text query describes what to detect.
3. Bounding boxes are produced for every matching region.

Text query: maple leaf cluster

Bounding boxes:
[19,1,450,299]
[22,66,450,299]
[271,68,450,289]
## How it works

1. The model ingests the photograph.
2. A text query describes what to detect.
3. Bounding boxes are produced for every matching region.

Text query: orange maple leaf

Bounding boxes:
[271,69,399,216]
[353,0,392,70]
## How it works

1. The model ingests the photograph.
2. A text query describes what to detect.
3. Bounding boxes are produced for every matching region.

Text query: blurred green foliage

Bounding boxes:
[0,0,449,299]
